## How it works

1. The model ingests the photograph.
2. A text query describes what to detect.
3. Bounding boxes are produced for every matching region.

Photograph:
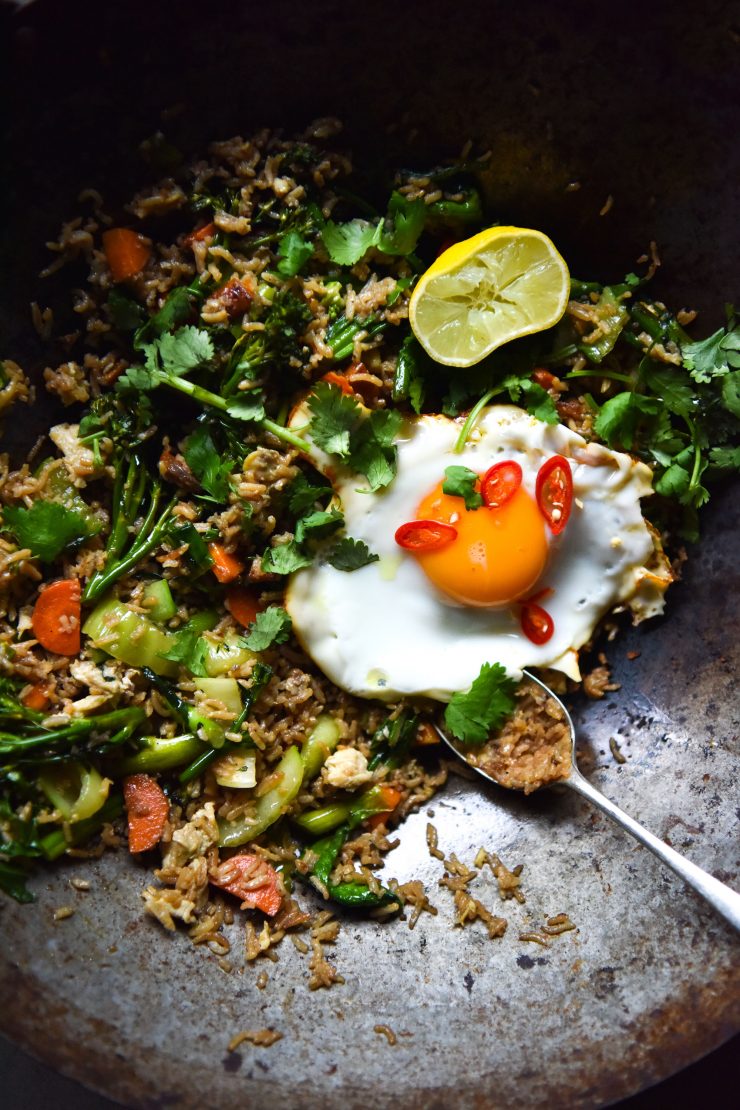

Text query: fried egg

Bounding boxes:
[286,405,667,701]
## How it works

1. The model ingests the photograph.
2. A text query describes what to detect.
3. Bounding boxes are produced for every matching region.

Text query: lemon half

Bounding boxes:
[409,226,570,367]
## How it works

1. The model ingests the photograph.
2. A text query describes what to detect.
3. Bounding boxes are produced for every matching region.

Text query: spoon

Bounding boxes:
[435,669,740,932]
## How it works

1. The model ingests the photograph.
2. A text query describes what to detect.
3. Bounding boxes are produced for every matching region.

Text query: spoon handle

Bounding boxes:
[564,769,740,931]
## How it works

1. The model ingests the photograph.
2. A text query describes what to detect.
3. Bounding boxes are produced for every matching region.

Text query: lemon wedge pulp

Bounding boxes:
[409,226,570,367]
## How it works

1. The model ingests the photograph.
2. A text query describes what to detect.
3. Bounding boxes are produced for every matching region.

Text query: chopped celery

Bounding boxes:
[38,762,111,822]
[117,734,204,774]
[82,597,179,678]
[218,745,304,847]
[301,715,341,779]
[202,632,256,676]
[142,579,177,623]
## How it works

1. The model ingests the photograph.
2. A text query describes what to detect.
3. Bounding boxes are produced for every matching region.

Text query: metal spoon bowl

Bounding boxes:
[435,669,740,932]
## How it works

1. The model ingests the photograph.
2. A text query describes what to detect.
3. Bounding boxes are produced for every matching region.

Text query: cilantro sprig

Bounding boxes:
[241,606,293,652]
[444,663,518,745]
[306,382,403,491]
[442,466,483,510]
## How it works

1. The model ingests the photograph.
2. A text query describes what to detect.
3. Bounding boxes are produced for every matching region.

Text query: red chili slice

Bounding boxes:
[481,460,522,509]
[395,519,458,552]
[520,602,554,645]
[536,454,573,535]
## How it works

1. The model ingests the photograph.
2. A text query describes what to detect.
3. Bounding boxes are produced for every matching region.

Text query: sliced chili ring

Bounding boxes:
[535,454,573,535]
[520,602,554,645]
[481,460,522,509]
[395,519,458,553]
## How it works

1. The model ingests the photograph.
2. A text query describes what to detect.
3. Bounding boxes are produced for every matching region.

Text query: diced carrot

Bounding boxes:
[367,784,404,829]
[415,721,440,746]
[225,587,263,628]
[531,367,558,391]
[210,854,283,916]
[183,221,217,247]
[208,542,245,584]
[31,579,81,656]
[321,371,356,396]
[22,682,51,712]
[123,774,169,853]
[102,228,152,282]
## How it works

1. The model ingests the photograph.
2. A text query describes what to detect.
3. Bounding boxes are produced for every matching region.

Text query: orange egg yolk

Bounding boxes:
[414,479,549,607]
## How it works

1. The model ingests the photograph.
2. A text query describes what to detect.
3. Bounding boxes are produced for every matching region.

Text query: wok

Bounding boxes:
[0,1,738,1106]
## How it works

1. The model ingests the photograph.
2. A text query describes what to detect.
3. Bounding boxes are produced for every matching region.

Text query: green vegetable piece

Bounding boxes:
[442,465,483,510]
[82,597,179,678]
[3,501,97,563]
[117,734,204,774]
[444,662,518,745]
[39,795,124,862]
[301,715,342,780]
[304,825,400,909]
[142,579,177,623]
[201,631,257,677]
[578,287,629,363]
[277,230,314,277]
[218,745,304,847]
[293,802,353,836]
[38,762,110,823]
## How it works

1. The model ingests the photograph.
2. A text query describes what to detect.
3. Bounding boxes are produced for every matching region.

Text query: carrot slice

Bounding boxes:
[184,221,217,246]
[208,542,245,584]
[22,682,51,712]
[102,228,152,282]
[225,587,262,628]
[321,371,355,396]
[367,784,404,829]
[123,774,169,853]
[32,579,81,656]
[210,854,283,916]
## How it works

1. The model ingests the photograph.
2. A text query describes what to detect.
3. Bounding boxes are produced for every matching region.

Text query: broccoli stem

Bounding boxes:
[83,455,176,603]
[178,747,219,785]
[0,707,147,758]
[117,734,203,774]
[301,825,400,909]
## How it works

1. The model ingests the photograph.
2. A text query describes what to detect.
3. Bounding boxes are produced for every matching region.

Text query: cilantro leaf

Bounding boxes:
[593,392,662,450]
[225,395,266,423]
[287,473,332,515]
[107,289,146,331]
[640,361,694,417]
[376,193,426,256]
[182,425,234,502]
[307,382,362,457]
[294,509,344,544]
[442,465,483,510]
[166,522,214,570]
[159,622,209,676]
[349,408,403,491]
[709,445,740,469]
[322,219,380,266]
[3,501,97,563]
[721,370,740,418]
[261,539,313,576]
[519,381,559,424]
[654,462,691,499]
[156,326,214,374]
[501,373,559,424]
[443,662,518,745]
[241,606,292,651]
[116,365,161,393]
[277,230,313,277]
[326,537,379,571]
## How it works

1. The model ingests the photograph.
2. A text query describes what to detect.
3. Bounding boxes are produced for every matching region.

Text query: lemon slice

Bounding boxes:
[409,226,570,367]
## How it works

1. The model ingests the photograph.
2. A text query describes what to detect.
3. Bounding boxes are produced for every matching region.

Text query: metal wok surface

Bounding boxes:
[1,2,738,1106]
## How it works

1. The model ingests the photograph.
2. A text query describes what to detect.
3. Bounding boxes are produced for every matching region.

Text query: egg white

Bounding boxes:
[286,405,663,701]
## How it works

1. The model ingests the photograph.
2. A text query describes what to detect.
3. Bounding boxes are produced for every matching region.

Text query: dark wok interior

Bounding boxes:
[1,1,738,1106]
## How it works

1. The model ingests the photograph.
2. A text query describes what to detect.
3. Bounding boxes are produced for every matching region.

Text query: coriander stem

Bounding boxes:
[454,388,501,453]
[158,375,310,454]
[566,369,634,384]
